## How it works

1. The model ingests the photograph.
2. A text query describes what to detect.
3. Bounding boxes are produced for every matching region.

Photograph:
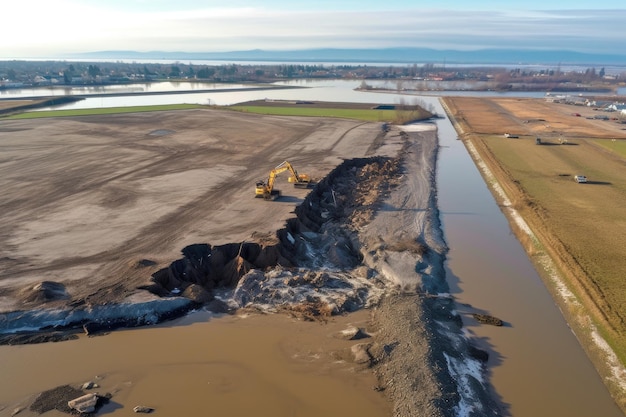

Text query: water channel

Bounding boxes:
[1,80,623,416]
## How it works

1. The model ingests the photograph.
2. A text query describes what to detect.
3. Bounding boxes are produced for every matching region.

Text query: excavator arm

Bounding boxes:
[267,164,290,190]
[279,161,312,188]
[255,161,312,200]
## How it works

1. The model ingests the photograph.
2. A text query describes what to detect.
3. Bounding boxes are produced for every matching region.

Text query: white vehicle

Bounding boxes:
[574,175,588,183]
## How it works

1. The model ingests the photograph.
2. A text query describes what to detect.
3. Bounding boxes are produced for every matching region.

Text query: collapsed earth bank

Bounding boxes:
[3,126,500,416]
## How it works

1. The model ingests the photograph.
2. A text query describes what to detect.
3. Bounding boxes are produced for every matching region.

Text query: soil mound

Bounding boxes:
[140,156,403,313]
[19,281,69,304]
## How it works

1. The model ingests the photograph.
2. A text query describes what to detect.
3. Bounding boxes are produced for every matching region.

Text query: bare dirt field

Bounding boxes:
[442,96,626,411]
[445,96,626,139]
[1,107,499,417]
[0,109,386,309]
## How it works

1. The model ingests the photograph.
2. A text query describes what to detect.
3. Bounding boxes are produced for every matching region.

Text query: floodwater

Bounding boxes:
[0,80,623,416]
[0,311,390,417]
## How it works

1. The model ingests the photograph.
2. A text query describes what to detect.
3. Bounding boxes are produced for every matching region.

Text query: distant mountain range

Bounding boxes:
[72,48,626,66]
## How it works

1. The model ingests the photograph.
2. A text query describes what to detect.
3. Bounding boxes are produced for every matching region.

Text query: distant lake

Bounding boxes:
[2,79,565,111]
[3,76,622,112]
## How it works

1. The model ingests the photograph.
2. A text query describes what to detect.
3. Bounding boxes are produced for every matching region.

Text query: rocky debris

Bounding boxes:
[181,283,213,304]
[232,267,383,318]
[292,156,402,236]
[0,331,79,345]
[338,326,371,340]
[30,385,86,414]
[277,300,336,321]
[351,343,374,365]
[81,381,99,390]
[135,156,401,321]
[141,241,290,298]
[133,405,155,413]
[21,380,113,415]
[29,385,110,415]
[83,320,126,336]
[67,393,99,414]
[473,313,504,326]
[19,281,69,304]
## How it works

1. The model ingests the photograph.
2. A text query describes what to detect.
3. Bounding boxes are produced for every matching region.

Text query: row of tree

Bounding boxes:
[1,60,622,87]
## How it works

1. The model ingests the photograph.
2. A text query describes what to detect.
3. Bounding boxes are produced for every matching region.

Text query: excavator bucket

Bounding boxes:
[288,173,312,188]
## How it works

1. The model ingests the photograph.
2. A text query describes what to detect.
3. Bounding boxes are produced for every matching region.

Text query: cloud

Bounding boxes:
[2,4,625,57]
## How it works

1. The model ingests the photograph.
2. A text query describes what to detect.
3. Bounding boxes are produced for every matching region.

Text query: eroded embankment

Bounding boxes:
[1,126,504,417]
[0,156,404,341]
[142,156,405,316]
[139,129,501,417]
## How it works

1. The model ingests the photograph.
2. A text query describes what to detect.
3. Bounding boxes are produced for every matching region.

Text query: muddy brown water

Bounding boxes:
[0,310,390,417]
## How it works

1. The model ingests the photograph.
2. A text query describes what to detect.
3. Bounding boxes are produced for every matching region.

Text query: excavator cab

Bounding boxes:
[255,180,280,200]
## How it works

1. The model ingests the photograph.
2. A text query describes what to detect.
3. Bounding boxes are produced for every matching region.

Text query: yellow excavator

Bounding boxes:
[255,161,312,200]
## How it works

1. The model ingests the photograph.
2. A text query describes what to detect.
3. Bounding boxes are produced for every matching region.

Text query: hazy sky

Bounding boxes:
[2,0,625,58]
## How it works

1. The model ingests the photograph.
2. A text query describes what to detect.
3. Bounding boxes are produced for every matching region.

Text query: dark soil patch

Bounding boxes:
[0,331,79,345]
[30,385,85,414]
[0,96,82,115]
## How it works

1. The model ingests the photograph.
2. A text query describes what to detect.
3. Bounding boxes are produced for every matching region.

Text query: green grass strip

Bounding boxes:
[228,105,402,122]
[4,104,206,119]
[590,138,626,159]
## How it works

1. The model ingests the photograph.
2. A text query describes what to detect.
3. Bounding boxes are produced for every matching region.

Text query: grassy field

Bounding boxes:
[591,138,626,158]
[228,105,393,121]
[443,96,626,410]
[2,100,433,123]
[227,104,431,123]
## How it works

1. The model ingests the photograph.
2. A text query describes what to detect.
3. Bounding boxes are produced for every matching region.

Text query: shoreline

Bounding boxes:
[439,97,626,413]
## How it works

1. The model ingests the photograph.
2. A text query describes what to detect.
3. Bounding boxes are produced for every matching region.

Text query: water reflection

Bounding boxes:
[20,79,556,111]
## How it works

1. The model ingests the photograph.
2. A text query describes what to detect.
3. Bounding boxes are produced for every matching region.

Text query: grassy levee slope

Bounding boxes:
[228,101,433,123]
[442,96,626,411]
